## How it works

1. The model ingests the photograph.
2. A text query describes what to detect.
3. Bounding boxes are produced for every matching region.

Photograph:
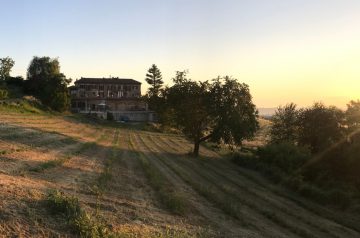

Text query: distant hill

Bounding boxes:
[257,107,277,117]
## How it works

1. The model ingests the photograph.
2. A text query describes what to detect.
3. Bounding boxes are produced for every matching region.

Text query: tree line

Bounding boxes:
[270,101,360,153]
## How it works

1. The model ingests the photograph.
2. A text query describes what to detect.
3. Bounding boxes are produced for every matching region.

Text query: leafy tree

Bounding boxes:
[297,103,345,153]
[0,57,15,81]
[145,64,163,97]
[208,76,259,148]
[270,103,299,144]
[145,88,169,123]
[165,72,258,156]
[25,56,71,111]
[345,100,360,132]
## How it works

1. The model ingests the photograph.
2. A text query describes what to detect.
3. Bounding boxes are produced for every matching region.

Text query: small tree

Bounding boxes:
[145,64,163,97]
[165,72,258,156]
[270,103,299,144]
[0,57,15,81]
[25,56,71,111]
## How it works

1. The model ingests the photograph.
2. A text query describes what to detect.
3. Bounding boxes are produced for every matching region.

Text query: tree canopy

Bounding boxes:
[297,103,345,153]
[345,100,360,133]
[164,72,258,156]
[270,103,299,144]
[145,64,163,97]
[25,56,71,111]
[0,57,15,81]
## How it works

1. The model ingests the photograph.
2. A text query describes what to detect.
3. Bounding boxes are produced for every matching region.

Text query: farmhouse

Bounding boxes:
[70,77,155,121]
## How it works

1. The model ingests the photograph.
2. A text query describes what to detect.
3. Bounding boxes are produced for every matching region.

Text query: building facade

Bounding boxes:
[70,77,155,121]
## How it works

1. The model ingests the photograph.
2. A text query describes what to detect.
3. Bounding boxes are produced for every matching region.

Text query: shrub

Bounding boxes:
[46,190,110,237]
[0,89,8,99]
[256,142,311,173]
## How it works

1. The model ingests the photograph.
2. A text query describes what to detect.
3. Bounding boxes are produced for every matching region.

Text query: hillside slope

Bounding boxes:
[0,108,359,237]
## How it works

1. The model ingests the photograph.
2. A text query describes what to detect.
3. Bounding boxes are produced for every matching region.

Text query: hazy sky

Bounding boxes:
[1,0,360,108]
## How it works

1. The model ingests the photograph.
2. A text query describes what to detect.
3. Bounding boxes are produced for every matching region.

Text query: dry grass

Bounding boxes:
[0,107,359,238]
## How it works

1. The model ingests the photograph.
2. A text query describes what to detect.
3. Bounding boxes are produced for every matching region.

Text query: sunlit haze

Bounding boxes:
[2,0,360,108]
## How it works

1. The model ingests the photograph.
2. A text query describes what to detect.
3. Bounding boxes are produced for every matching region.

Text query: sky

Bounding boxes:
[1,0,360,108]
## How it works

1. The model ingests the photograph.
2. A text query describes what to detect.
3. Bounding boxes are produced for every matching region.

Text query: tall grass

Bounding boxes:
[46,190,111,238]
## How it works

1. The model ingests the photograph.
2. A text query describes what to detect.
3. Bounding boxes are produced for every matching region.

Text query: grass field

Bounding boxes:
[0,109,360,237]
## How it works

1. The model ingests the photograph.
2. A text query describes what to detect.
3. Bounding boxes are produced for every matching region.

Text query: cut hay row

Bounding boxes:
[131,133,251,237]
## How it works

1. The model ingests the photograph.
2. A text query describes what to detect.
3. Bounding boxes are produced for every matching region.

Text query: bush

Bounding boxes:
[256,142,311,173]
[5,76,24,87]
[46,190,110,237]
[233,142,357,208]
[0,89,8,99]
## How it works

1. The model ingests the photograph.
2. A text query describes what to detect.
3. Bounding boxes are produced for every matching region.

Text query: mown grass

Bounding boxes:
[129,134,187,215]
[91,130,119,194]
[145,135,325,237]
[30,156,71,172]
[30,141,96,172]
[140,135,244,218]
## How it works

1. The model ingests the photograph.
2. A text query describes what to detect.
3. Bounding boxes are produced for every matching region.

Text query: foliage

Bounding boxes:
[270,103,299,144]
[46,190,111,238]
[257,142,311,173]
[303,130,360,190]
[145,64,163,97]
[3,76,24,98]
[0,57,15,81]
[164,72,258,156]
[25,56,71,112]
[345,100,360,132]
[5,76,24,87]
[0,89,8,99]
[297,103,345,153]
[209,76,259,145]
[0,97,46,114]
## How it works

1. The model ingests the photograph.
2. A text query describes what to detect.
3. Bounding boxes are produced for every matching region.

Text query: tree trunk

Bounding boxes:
[193,134,212,157]
[193,140,200,157]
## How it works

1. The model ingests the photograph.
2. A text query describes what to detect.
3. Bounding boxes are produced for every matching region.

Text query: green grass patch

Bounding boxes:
[0,97,48,114]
